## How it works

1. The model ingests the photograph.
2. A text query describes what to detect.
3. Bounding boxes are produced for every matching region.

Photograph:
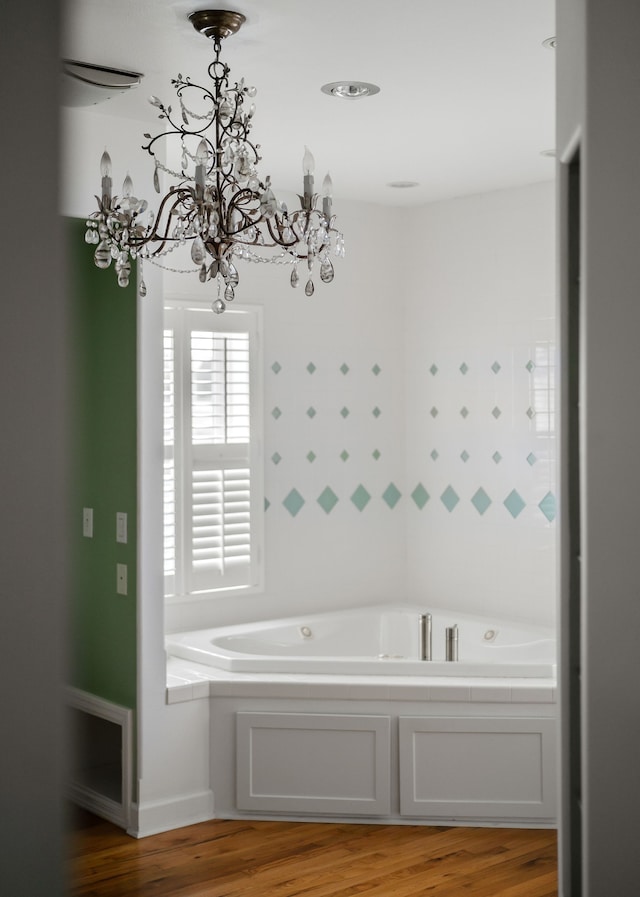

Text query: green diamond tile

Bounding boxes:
[372,364,381,376]
[340,406,350,418]
[351,484,371,511]
[271,361,282,374]
[340,450,349,462]
[492,451,502,464]
[307,362,316,374]
[526,407,536,419]
[471,487,492,516]
[430,364,438,376]
[307,451,316,463]
[492,406,502,419]
[283,488,305,517]
[460,450,470,463]
[382,482,401,509]
[539,491,557,522]
[264,497,270,511]
[307,406,316,419]
[526,360,536,373]
[372,449,381,460]
[271,452,282,465]
[491,361,501,374]
[430,406,439,418]
[440,485,460,512]
[317,486,339,514]
[372,406,381,418]
[527,452,537,466]
[272,406,282,420]
[340,363,349,375]
[431,449,439,461]
[460,406,469,419]
[411,483,430,510]
[460,362,469,375]
[504,489,526,519]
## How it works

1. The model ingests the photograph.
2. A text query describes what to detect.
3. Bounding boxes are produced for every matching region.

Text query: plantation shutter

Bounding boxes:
[164,306,257,597]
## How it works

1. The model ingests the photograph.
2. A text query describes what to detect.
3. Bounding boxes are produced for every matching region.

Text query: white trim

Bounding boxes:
[128,789,215,838]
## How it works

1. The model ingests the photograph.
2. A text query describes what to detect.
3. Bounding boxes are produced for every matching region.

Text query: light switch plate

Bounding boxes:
[116,512,127,544]
[83,507,93,538]
[116,563,127,595]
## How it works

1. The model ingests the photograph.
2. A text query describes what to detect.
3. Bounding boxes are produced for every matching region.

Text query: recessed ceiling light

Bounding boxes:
[542,36,556,50]
[321,81,380,99]
[540,149,556,158]
[387,181,419,189]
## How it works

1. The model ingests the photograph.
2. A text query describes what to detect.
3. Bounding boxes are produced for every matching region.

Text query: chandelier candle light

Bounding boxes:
[85,9,344,312]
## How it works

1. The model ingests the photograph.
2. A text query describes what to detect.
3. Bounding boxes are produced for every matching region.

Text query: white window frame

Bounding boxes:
[164,299,264,602]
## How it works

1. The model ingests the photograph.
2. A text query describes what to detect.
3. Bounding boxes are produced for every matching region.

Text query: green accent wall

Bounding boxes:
[68,217,137,709]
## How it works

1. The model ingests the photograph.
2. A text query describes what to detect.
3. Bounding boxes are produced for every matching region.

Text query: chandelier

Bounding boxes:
[85,9,344,312]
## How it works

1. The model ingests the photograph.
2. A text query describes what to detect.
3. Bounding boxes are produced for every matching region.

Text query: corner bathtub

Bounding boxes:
[167,604,556,678]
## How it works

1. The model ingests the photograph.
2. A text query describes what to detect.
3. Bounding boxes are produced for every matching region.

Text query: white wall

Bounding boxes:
[404,182,557,627]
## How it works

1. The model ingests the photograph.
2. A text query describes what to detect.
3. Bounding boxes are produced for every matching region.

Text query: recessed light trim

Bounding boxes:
[321,81,380,100]
[387,180,419,189]
[540,149,556,158]
[542,36,556,50]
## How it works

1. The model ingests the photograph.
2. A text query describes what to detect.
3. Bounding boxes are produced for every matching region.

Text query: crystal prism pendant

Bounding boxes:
[139,279,147,297]
[320,260,334,283]
[290,267,299,288]
[94,241,112,269]
[153,164,161,194]
[305,278,314,297]
[224,284,235,302]
[191,236,205,265]
[199,264,208,283]
[212,298,226,314]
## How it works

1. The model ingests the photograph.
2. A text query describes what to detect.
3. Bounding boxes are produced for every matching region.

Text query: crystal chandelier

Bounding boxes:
[85,9,344,313]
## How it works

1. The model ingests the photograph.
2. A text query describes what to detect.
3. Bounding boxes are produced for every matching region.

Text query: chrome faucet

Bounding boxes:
[420,613,432,661]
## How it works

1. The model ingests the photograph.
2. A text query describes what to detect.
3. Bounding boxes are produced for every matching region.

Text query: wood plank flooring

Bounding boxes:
[68,809,558,897]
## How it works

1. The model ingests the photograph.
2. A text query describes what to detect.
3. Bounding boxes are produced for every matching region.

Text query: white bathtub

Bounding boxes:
[167,604,556,678]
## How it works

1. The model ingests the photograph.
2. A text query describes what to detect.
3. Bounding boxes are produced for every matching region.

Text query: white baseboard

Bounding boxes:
[128,789,215,838]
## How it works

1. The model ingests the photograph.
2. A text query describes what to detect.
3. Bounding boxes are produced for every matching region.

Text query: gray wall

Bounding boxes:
[558,1,640,894]
[0,2,68,895]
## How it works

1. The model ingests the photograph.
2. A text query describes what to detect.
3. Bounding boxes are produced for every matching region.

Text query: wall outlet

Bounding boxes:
[116,511,127,544]
[116,563,127,596]
[83,507,93,538]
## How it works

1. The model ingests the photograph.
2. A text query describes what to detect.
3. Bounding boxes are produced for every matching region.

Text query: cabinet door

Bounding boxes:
[399,716,557,821]
[237,712,391,815]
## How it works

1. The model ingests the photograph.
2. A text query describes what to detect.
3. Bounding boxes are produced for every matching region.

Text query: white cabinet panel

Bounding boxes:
[399,716,556,819]
[237,712,391,815]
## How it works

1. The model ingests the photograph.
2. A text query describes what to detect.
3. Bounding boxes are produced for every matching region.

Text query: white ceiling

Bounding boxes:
[62,0,556,207]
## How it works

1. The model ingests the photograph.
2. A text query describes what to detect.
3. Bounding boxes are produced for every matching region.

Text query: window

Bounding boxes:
[164,302,263,599]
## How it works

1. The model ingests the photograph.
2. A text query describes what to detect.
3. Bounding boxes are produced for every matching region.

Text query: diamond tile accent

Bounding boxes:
[430,364,438,376]
[538,491,557,522]
[526,407,536,419]
[460,362,469,375]
[340,450,349,462]
[492,406,502,419]
[307,406,316,419]
[471,487,492,516]
[492,451,502,464]
[460,406,469,419]
[317,486,339,514]
[527,452,537,466]
[351,484,371,511]
[306,451,316,463]
[430,407,439,418]
[382,482,401,509]
[372,449,381,460]
[340,363,349,375]
[372,364,381,376]
[272,406,282,420]
[340,406,350,418]
[307,362,316,374]
[271,361,282,374]
[431,449,439,461]
[264,498,270,511]
[271,452,282,465]
[440,485,460,512]
[411,483,430,510]
[504,489,526,519]
[526,360,536,373]
[283,488,305,517]
[372,406,381,418]
[460,450,470,463]
[491,361,502,374]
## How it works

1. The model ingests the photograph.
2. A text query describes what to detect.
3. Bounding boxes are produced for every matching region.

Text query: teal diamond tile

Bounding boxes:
[340,363,349,375]
[440,485,460,512]
[539,491,557,522]
[340,406,350,418]
[504,489,526,519]
[307,362,316,374]
[491,361,502,374]
[351,484,371,511]
[283,488,305,517]
[372,364,381,376]
[430,364,438,376]
[492,406,502,419]
[430,407,439,418]
[382,482,402,509]
[271,452,282,465]
[492,451,502,464]
[372,406,381,418]
[460,406,469,419]
[272,406,282,420]
[526,360,536,373]
[471,487,492,516]
[460,362,469,375]
[264,497,270,511]
[527,452,537,466]
[460,450,470,463]
[317,486,339,514]
[411,483,430,510]
[340,450,349,462]
[271,361,282,374]
[372,449,381,460]
[307,451,316,463]
[307,406,317,419]
[431,449,439,461]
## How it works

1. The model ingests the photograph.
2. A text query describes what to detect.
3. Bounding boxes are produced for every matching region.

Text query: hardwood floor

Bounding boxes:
[68,808,558,897]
